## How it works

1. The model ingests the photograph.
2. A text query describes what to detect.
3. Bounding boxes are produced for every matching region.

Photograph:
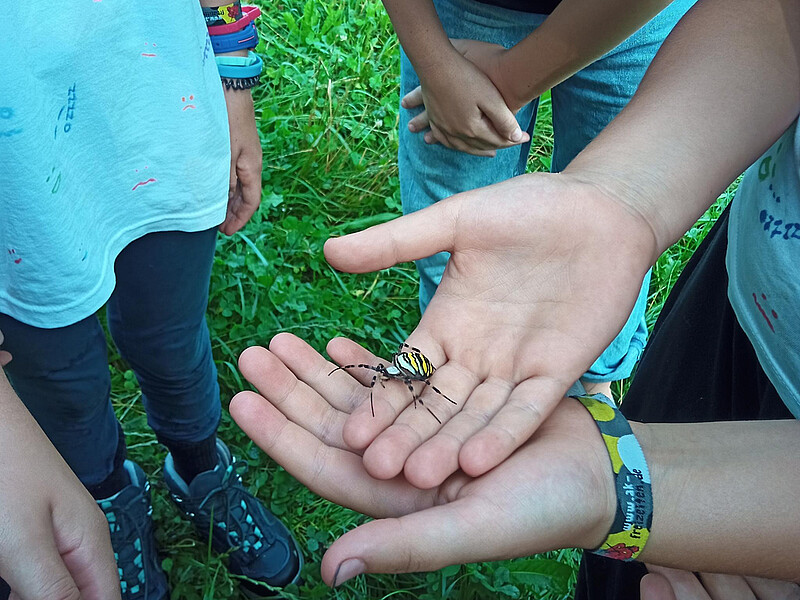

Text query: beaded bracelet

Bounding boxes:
[571,393,653,562]
[211,21,258,54]
[221,75,261,90]
[203,2,243,27]
[208,5,261,36]
[215,52,263,79]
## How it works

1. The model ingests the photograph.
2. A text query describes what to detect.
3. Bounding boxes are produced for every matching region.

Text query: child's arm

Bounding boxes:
[382,0,529,156]
[199,0,263,235]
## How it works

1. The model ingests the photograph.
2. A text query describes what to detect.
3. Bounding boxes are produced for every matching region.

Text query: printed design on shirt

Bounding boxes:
[181,95,197,111]
[132,166,157,191]
[7,249,21,264]
[54,83,77,139]
[46,167,62,194]
[754,140,799,242]
[0,106,22,137]
[141,42,158,58]
[752,292,779,333]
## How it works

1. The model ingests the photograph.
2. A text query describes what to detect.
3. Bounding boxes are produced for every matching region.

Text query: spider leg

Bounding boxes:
[328,364,386,377]
[423,380,458,405]
[399,342,423,354]
[368,373,379,418]
[416,398,442,425]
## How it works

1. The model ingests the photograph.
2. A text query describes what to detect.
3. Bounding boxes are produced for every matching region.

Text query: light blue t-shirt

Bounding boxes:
[727,118,800,418]
[0,1,230,328]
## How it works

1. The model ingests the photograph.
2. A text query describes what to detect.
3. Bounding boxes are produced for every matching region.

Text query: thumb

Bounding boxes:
[320,498,498,587]
[324,198,458,273]
[480,99,526,143]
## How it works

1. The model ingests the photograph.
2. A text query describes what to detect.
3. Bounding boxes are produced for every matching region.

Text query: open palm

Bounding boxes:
[323,172,655,488]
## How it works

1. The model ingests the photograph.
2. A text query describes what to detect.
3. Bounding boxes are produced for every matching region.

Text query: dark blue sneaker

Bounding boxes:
[96,461,169,600]
[163,439,303,597]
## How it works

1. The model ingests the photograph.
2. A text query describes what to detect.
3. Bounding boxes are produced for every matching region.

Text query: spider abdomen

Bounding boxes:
[393,352,435,379]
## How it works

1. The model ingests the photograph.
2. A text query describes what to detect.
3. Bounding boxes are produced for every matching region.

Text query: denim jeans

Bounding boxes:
[399,0,695,381]
[0,228,221,486]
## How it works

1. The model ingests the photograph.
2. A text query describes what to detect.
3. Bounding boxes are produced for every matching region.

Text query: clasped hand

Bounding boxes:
[404,39,529,156]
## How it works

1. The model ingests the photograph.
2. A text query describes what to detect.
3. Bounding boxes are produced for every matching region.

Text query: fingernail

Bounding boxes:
[332,558,365,587]
[510,129,523,142]
[408,123,416,132]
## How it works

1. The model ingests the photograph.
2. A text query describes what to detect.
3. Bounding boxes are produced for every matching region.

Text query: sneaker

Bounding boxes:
[96,461,169,600]
[163,439,303,597]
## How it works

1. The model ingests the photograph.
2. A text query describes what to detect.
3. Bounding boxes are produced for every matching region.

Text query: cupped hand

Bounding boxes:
[219,87,262,236]
[323,172,656,488]
[642,565,800,600]
[230,333,616,586]
[0,371,121,600]
[403,48,528,156]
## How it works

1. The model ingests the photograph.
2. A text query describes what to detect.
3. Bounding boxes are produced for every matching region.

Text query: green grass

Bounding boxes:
[108,2,733,598]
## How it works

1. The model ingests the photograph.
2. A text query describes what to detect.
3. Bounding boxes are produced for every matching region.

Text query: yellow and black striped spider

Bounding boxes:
[328,343,457,423]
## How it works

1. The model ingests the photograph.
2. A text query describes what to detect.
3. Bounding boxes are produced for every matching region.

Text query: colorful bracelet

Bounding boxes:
[203,2,243,27]
[210,21,259,54]
[571,393,653,562]
[208,5,261,36]
[215,52,263,79]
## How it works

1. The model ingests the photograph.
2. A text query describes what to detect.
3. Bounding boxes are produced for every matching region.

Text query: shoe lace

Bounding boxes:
[100,488,154,600]
[195,460,277,560]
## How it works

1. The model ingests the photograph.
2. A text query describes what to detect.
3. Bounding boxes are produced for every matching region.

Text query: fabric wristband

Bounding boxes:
[571,392,653,562]
[220,75,261,90]
[203,2,243,27]
[210,21,258,54]
[215,52,263,78]
[208,5,261,36]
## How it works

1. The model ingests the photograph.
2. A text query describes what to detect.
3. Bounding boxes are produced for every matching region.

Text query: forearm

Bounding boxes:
[501,0,672,107]
[564,0,800,262]
[381,0,456,74]
[631,419,800,581]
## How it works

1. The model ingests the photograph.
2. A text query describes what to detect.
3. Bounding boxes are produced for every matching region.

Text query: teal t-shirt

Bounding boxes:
[727,118,800,418]
[0,1,230,328]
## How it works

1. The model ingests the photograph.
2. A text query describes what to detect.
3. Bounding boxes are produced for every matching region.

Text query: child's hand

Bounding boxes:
[322,172,655,487]
[0,371,121,600]
[403,50,529,156]
[230,335,615,586]
[219,87,262,236]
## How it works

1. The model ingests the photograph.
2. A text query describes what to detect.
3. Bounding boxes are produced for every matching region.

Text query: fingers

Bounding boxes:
[459,376,566,476]
[230,385,433,519]
[402,377,513,489]
[236,337,360,449]
[401,86,425,112]
[324,197,459,273]
[643,566,710,600]
[641,573,682,600]
[744,576,800,600]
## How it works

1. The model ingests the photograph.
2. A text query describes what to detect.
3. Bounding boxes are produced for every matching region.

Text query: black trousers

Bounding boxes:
[575,206,794,599]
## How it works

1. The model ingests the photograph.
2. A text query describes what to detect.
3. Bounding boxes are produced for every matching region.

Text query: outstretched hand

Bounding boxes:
[323,172,656,488]
[230,333,615,586]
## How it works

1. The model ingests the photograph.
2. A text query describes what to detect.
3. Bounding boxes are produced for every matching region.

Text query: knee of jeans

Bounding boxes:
[121,331,216,391]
